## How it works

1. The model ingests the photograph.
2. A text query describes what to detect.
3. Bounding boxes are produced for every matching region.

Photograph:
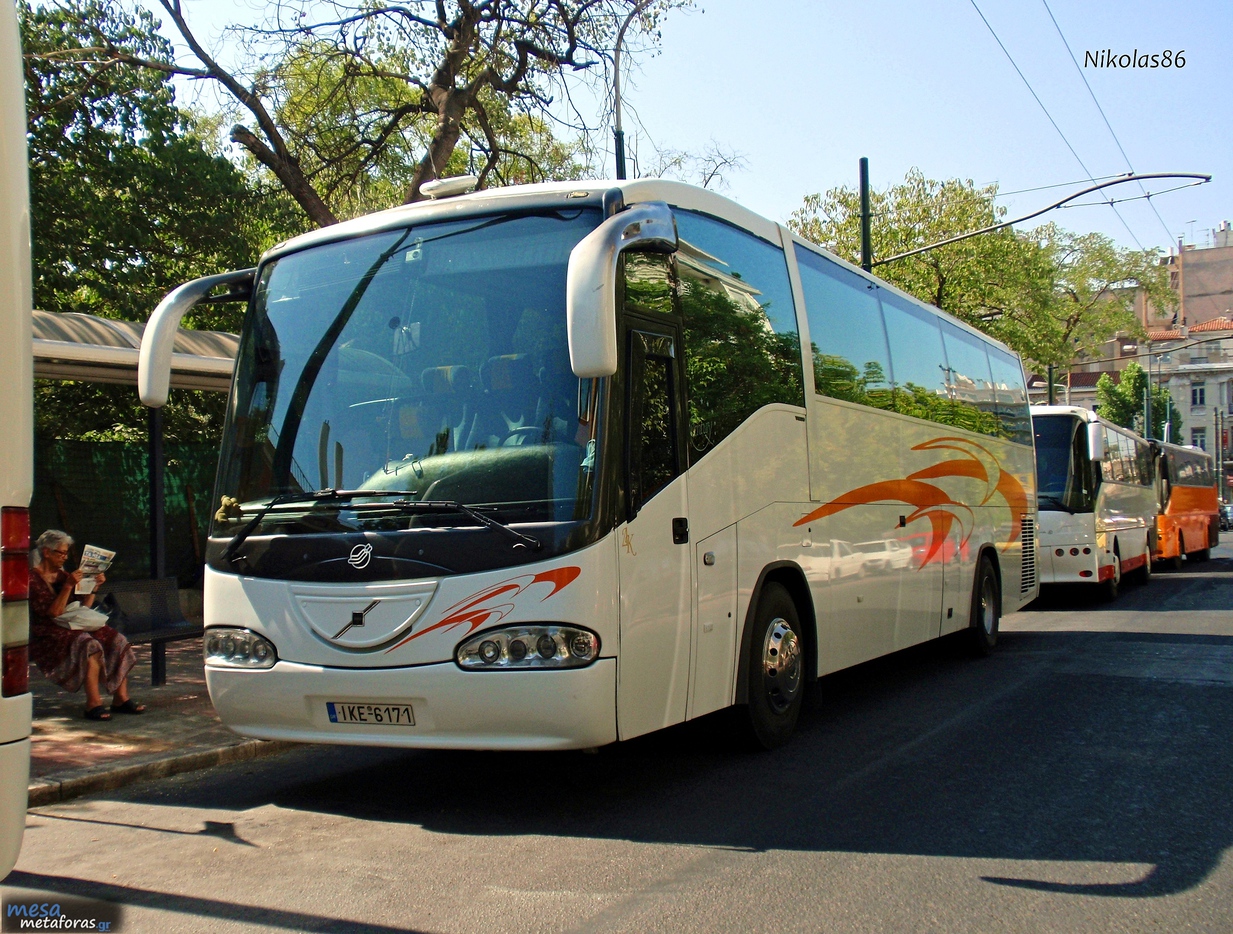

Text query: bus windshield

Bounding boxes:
[1033,413,1094,513]
[214,209,603,535]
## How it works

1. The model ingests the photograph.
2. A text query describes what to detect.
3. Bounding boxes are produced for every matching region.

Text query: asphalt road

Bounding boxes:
[6,545,1233,933]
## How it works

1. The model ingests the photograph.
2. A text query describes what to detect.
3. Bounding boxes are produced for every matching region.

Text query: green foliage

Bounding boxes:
[1095,362,1181,442]
[789,169,1176,373]
[22,0,305,443]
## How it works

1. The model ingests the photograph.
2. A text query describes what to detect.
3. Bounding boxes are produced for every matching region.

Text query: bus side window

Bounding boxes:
[987,348,1032,445]
[674,211,804,462]
[879,290,951,426]
[794,244,893,411]
[940,321,998,436]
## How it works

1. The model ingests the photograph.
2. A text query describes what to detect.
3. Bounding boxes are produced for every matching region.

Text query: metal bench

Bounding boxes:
[97,578,203,686]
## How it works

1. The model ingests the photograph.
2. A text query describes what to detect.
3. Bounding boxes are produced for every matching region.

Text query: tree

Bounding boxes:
[36,0,683,226]
[1096,363,1181,442]
[789,170,1177,373]
[22,0,302,442]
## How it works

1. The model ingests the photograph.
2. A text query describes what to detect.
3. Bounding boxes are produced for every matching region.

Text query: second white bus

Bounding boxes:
[1032,405,1157,598]
[142,179,1039,750]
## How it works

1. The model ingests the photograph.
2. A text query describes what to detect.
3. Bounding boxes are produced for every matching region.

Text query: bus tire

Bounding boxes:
[741,583,804,750]
[1192,546,1211,562]
[967,555,1000,657]
[1169,535,1184,571]
[1138,548,1152,585]
[1102,547,1121,601]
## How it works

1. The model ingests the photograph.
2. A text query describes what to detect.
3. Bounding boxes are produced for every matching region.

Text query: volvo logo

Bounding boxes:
[333,600,380,640]
[347,543,374,569]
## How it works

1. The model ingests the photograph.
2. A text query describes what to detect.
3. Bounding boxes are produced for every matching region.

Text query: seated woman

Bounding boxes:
[28,530,144,721]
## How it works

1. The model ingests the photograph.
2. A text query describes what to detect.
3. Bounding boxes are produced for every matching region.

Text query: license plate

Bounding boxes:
[326,702,415,726]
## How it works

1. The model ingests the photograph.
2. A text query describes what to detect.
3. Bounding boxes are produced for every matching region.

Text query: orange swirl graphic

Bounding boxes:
[385,566,581,652]
[794,436,1027,567]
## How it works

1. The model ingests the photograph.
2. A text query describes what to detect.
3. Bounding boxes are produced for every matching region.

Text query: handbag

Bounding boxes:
[54,601,109,632]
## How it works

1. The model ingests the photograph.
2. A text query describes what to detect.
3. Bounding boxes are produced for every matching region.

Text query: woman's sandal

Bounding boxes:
[110,698,145,715]
[84,705,111,721]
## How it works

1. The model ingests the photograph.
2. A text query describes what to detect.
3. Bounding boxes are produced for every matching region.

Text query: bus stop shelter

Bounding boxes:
[31,309,237,581]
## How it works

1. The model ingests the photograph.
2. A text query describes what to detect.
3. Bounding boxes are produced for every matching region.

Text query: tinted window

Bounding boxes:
[674,212,804,459]
[988,348,1032,445]
[794,245,893,410]
[1034,414,1094,512]
[880,290,951,424]
[940,321,999,436]
[628,331,678,511]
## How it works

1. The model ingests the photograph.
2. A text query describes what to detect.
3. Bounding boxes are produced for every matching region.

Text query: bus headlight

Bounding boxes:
[456,625,599,670]
[205,627,277,669]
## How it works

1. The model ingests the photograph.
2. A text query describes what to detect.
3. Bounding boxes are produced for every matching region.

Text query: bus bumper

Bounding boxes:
[0,736,29,876]
[1040,543,1102,584]
[206,658,618,751]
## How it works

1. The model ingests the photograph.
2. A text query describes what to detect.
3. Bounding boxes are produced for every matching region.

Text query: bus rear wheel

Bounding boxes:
[967,555,1000,656]
[741,583,804,750]
[1169,536,1184,571]
[1102,548,1121,601]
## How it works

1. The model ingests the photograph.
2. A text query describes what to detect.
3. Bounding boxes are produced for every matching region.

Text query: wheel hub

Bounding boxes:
[762,618,802,713]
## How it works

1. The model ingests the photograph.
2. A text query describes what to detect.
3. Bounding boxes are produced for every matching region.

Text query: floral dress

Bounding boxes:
[28,570,135,694]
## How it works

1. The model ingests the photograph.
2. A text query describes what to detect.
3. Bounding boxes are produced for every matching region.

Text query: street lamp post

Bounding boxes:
[613,1,653,180]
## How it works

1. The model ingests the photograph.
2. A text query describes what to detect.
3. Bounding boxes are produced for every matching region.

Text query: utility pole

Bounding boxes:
[612,0,652,180]
[859,157,872,272]
[1047,364,1055,405]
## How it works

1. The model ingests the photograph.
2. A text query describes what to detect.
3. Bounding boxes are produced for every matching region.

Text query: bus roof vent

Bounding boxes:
[420,175,479,199]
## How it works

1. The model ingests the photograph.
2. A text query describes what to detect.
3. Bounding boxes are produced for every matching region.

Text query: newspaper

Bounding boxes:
[75,544,116,595]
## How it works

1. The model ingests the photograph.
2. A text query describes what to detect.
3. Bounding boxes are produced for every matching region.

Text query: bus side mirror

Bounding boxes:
[566,201,677,378]
[1087,421,1105,461]
[138,269,254,407]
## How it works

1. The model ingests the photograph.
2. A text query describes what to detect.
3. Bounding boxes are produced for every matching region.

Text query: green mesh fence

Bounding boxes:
[31,440,220,585]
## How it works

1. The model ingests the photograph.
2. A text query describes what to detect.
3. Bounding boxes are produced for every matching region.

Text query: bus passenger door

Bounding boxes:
[617,325,693,740]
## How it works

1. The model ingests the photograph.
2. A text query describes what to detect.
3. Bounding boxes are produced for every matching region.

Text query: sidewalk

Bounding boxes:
[27,638,296,807]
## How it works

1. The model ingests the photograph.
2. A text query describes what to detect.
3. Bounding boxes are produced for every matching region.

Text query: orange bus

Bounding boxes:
[1154,442,1219,569]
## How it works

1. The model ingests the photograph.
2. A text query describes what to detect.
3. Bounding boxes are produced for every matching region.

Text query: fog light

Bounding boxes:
[456,625,601,670]
[204,627,277,669]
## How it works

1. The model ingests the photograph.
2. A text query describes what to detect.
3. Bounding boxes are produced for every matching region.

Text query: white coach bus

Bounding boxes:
[141,178,1038,750]
[0,0,34,876]
[1031,405,1156,598]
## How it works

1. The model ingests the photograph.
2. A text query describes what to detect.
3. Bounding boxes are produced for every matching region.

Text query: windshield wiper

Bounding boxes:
[1038,494,1076,514]
[220,489,414,565]
[367,499,542,552]
[220,490,542,564]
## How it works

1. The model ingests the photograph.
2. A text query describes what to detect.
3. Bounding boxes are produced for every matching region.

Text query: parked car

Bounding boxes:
[1221,503,1232,532]
[854,538,913,573]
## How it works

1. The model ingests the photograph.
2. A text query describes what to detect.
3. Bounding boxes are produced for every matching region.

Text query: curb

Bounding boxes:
[27,739,299,808]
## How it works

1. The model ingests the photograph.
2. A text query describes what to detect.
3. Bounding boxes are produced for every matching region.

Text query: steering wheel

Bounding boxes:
[503,426,544,445]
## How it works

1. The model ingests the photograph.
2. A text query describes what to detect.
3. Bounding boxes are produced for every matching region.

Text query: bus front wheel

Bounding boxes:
[967,555,1000,656]
[741,583,804,750]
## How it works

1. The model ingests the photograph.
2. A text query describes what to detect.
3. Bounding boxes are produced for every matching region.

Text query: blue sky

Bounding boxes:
[171,0,1229,253]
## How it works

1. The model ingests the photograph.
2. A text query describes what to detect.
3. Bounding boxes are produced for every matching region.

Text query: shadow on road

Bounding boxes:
[103,625,1233,902]
[1028,551,1233,611]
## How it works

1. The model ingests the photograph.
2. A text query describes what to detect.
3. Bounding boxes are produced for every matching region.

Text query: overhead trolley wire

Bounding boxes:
[1039,0,1176,244]
[967,0,1147,250]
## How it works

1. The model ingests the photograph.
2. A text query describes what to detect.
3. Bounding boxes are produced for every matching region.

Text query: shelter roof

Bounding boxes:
[32,310,237,391]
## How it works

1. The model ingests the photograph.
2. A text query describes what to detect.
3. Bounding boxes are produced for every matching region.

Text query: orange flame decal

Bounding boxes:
[794,436,1027,567]
[385,566,581,652]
